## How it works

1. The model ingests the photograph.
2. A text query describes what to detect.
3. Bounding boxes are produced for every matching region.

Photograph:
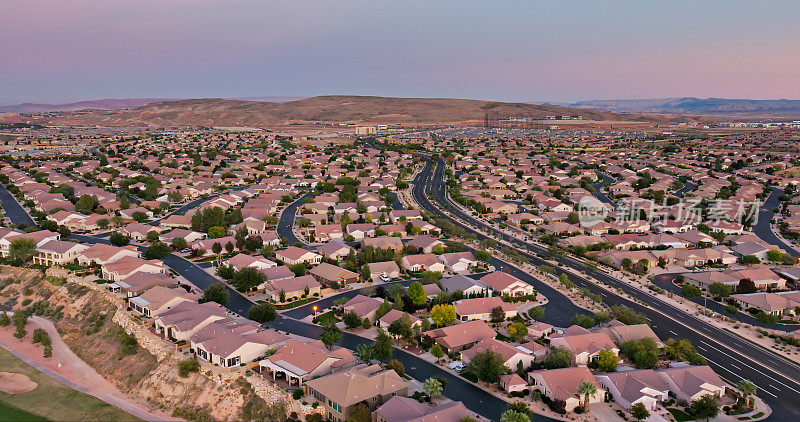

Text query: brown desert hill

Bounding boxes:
[45,95,707,127]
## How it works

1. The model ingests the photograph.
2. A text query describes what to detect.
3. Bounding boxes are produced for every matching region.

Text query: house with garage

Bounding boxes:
[421,320,497,353]
[259,339,356,387]
[595,369,670,411]
[656,365,726,402]
[263,275,322,302]
[439,275,489,297]
[549,332,619,366]
[400,253,445,273]
[453,296,517,321]
[191,321,290,368]
[480,271,535,297]
[528,366,606,412]
[224,253,278,271]
[275,246,322,266]
[153,301,230,341]
[309,262,359,287]
[438,251,478,273]
[128,286,197,317]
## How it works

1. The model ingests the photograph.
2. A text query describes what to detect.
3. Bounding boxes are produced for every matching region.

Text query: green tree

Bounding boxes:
[466,349,507,383]
[766,249,783,262]
[75,194,98,214]
[216,264,235,280]
[571,313,596,328]
[544,347,573,369]
[97,218,109,229]
[681,284,702,298]
[372,328,394,360]
[232,267,266,292]
[475,250,492,262]
[431,343,445,363]
[146,230,159,242]
[689,394,719,422]
[387,359,405,377]
[361,264,371,281]
[490,306,506,323]
[737,379,756,402]
[342,310,362,329]
[199,282,229,305]
[349,404,371,422]
[630,402,650,421]
[430,304,456,327]
[741,255,760,265]
[422,377,443,399]
[143,241,172,259]
[0,311,10,327]
[207,225,226,239]
[577,380,598,409]
[171,237,188,251]
[119,194,130,210]
[507,322,528,340]
[528,306,545,321]
[595,349,618,372]
[499,410,530,422]
[109,232,130,246]
[248,302,277,323]
[289,262,306,276]
[131,211,149,222]
[354,344,374,363]
[8,237,36,265]
[320,323,342,350]
[708,282,733,297]
[407,281,427,307]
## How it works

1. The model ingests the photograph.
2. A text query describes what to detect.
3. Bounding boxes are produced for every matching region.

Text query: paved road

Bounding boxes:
[414,158,800,420]
[0,184,37,227]
[753,188,800,259]
[276,190,313,245]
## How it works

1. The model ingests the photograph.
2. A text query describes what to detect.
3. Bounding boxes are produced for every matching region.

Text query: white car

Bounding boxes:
[379,273,391,282]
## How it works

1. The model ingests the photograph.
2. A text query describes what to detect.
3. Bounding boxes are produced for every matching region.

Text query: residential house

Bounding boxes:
[305,364,409,422]
[368,261,401,281]
[460,338,535,372]
[528,366,606,412]
[378,309,421,330]
[128,286,197,317]
[549,332,619,366]
[101,256,166,282]
[224,253,278,271]
[595,369,670,411]
[342,294,384,321]
[259,339,356,386]
[275,246,322,265]
[191,321,290,367]
[453,296,517,321]
[406,235,445,254]
[77,243,139,266]
[439,275,489,297]
[263,275,322,302]
[309,262,359,287]
[657,365,726,402]
[400,254,445,273]
[373,396,470,422]
[421,320,497,353]
[480,271,535,297]
[153,301,230,341]
[32,239,88,266]
[438,251,478,273]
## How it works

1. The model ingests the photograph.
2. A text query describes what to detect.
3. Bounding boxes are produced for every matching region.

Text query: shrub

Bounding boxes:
[178,358,201,377]
[292,389,304,400]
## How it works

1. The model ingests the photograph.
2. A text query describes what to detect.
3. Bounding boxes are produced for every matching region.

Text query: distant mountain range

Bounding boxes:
[568,97,800,116]
[0,96,305,114]
[37,95,699,127]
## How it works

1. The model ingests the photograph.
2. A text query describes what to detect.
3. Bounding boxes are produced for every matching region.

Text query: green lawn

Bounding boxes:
[312,311,340,325]
[0,401,46,421]
[270,297,319,310]
[0,348,140,421]
[667,408,694,422]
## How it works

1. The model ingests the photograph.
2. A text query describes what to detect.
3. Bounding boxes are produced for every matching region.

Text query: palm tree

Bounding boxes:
[737,379,756,405]
[577,380,598,409]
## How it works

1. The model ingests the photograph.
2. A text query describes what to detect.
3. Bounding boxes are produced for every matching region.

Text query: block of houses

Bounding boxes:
[259,339,356,387]
[362,236,404,252]
[153,301,230,341]
[439,275,489,297]
[305,364,409,422]
[460,337,535,372]
[595,369,671,411]
[600,323,663,348]
[275,246,322,265]
[400,254,445,273]
[112,271,177,297]
[342,294,383,321]
[373,397,471,422]
[309,262,359,287]
[367,261,401,281]
[101,256,166,282]
[128,286,197,317]
[345,223,376,241]
[378,309,421,330]
[528,366,606,412]
[421,320,497,353]
[656,365,726,402]
[190,321,290,368]
[549,332,619,366]
[499,374,529,394]
[437,251,478,273]
[32,239,88,266]
[453,296,517,321]
[263,275,322,302]
[224,253,278,271]
[730,291,800,316]
[406,235,445,254]
[480,271,535,297]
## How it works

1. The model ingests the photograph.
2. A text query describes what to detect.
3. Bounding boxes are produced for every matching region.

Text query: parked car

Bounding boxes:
[379,273,391,282]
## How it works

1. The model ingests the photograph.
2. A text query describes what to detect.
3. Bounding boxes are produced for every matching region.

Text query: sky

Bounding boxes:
[2,0,800,105]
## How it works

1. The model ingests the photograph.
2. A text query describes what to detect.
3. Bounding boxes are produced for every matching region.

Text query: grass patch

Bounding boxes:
[667,408,693,422]
[312,311,340,325]
[270,297,319,310]
[0,348,139,421]
[0,400,46,421]
[459,370,478,383]
[779,320,798,324]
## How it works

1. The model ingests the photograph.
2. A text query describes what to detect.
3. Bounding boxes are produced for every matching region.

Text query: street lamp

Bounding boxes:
[312,305,317,317]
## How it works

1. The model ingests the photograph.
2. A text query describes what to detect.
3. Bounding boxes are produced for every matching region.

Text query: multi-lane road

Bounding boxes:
[412,158,800,420]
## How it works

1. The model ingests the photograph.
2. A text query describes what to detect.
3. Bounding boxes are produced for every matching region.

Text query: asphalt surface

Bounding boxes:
[0,184,37,227]
[276,190,313,245]
[753,188,800,259]
[413,157,800,420]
